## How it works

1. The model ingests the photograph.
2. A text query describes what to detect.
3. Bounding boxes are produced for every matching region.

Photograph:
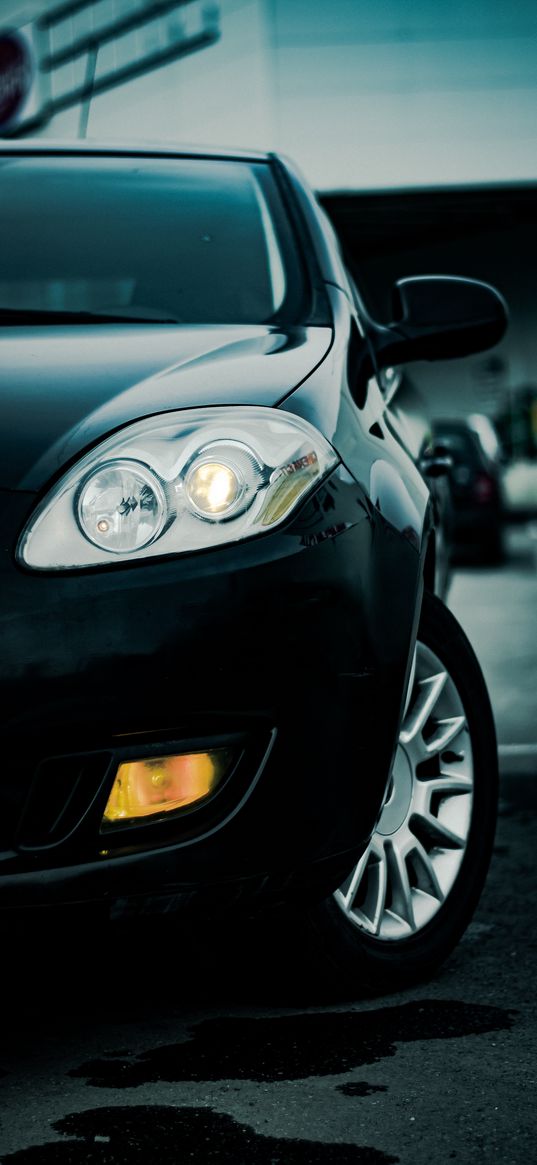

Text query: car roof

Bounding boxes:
[0,138,272,163]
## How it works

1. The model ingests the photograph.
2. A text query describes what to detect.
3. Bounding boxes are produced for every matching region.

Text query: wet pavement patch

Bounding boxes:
[0,1105,399,1163]
[70,1000,514,1086]
[336,1082,387,1097]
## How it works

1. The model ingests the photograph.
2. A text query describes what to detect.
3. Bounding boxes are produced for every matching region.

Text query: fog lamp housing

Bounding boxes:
[101,747,234,829]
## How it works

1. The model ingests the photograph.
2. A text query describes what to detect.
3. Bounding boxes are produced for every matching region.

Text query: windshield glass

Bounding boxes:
[0,154,307,325]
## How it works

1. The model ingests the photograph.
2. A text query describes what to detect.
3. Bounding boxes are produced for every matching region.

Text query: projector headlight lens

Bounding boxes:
[186,461,241,517]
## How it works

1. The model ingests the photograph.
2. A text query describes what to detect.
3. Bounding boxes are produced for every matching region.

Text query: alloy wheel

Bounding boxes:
[334,642,474,941]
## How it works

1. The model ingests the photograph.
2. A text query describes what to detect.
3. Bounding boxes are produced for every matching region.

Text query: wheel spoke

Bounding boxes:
[386,843,415,930]
[399,671,447,745]
[413,773,473,818]
[424,716,466,756]
[408,837,445,904]
[426,773,473,795]
[341,838,388,935]
[340,843,372,909]
[414,808,466,849]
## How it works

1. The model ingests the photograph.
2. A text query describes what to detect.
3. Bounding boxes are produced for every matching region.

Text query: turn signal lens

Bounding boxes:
[101,748,233,828]
[259,452,320,525]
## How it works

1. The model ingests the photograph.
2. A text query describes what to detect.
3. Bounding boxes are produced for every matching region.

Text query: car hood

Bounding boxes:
[0,324,332,491]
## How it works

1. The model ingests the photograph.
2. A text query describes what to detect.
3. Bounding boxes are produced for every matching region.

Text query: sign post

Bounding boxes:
[0,31,35,134]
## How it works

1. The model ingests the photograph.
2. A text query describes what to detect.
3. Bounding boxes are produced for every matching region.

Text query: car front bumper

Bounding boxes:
[0,469,421,915]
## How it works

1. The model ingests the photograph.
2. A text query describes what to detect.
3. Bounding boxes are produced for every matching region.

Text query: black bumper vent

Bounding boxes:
[17,752,112,851]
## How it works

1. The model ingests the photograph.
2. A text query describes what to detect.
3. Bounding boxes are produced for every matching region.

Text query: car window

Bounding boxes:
[0,155,308,325]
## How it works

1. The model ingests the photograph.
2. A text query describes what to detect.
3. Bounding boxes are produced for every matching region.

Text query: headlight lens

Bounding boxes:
[18,406,338,570]
[186,460,242,517]
[183,440,261,520]
[78,460,167,552]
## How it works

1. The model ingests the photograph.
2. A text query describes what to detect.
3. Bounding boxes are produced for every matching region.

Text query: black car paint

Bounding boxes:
[1,325,332,490]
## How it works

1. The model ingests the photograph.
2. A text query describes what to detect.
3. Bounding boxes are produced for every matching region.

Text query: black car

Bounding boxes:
[432,415,506,562]
[0,143,506,991]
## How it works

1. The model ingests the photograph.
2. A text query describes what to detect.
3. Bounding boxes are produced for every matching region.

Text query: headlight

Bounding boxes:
[18,407,338,570]
[77,460,167,552]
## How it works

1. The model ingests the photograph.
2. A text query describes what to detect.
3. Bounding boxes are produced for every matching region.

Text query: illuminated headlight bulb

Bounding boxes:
[186,461,242,517]
[184,441,262,521]
[77,460,167,553]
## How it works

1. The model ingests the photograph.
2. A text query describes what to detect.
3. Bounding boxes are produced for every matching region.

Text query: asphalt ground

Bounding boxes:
[0,523,535,1164]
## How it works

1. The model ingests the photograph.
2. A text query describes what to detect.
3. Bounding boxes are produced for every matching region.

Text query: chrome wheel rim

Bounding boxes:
[334,641,474,941]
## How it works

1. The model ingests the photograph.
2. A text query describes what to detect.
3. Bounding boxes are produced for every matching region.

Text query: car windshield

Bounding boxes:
[0,154,307,325]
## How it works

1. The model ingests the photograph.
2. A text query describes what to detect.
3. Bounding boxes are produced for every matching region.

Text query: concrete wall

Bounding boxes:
[2,0,537,191]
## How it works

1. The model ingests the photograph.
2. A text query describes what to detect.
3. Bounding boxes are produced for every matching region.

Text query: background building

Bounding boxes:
[1,0,537,191]
[1,0,537,444]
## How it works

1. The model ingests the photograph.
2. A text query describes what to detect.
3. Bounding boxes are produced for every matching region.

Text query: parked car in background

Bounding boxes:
[432,414,505,561]
[0,142,507,992]
[380,370,454,600]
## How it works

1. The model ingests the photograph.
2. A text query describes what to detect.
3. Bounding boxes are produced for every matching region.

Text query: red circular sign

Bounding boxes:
[0,31,33,131]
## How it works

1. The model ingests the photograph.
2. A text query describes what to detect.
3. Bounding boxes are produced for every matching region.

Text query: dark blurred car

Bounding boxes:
[0,142,507,991]
[432,415,505,561]
[379,370,454,600]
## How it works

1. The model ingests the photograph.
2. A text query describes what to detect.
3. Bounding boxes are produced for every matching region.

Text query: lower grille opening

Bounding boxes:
[17,753,112,850]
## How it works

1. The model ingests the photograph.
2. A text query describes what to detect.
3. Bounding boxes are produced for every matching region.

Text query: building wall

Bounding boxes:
[2,0,537,191]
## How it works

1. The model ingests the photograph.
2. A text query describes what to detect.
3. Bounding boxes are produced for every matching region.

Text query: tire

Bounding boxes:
[305,590,499,994]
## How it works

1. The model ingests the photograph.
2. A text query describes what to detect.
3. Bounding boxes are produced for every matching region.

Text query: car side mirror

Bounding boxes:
[371,276,508,370]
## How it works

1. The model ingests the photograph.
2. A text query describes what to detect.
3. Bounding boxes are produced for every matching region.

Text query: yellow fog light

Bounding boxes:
[101,748,233,828]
